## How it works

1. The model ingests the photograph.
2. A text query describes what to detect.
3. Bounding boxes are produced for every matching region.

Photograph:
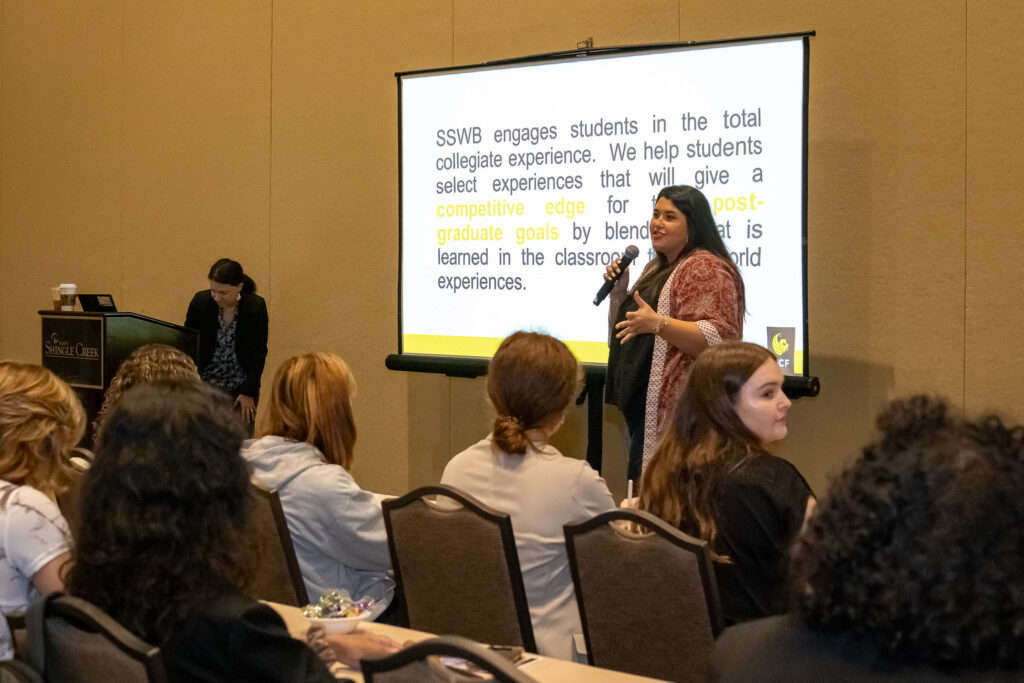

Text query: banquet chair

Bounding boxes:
[361,635,536,683]
[245,482,310,606]
[382,485,537,651]
[25,592,167,683]
[564,509,723,683]
[0,660,43,683]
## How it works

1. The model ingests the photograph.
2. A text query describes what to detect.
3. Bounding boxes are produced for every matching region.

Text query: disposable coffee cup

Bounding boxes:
[59,283,77,311]
[50,287,62,311]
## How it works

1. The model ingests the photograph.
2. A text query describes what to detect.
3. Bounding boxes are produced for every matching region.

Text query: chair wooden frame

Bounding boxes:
[564,509,724,680]
[382,485,537,652]
[247,482,310,607]
[361,635,537,683]
[26,592,167,683]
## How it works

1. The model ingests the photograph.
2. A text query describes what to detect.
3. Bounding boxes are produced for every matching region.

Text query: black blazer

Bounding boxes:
[185,290,269,400]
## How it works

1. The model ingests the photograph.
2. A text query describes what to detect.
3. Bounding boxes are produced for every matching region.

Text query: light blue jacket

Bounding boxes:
[241,436,394,618]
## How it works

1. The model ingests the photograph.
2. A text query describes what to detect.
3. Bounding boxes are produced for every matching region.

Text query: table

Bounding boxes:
[267,602,669,682]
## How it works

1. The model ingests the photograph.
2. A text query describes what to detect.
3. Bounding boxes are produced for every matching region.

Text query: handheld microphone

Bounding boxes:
[593,245,640,305]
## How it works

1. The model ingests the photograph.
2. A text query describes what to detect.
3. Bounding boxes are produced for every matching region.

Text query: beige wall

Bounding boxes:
[1,1,1020,498]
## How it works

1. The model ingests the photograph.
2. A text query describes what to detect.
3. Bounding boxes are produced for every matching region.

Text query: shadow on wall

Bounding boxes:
[406,373,491,490]
[772,353,895,496]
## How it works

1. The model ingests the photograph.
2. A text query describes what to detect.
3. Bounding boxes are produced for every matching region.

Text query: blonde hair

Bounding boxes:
[0,361,85,494]
[94,344,200,435]
[258,352,357,469]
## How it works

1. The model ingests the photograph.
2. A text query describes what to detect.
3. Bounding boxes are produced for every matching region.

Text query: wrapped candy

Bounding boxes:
[301,589,374,619]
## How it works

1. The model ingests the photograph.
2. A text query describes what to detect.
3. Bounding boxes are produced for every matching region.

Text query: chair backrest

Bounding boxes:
[244,482,310,606]
[361,635,537,683]
[0,660,43,683]
[564,509,724,683]
[382,485,536,652]
[25,593,167,683]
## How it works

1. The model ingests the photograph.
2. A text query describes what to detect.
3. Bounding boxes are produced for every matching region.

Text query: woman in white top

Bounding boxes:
[0,361,84,660]
[441,332,615,661]
[241,352,394,620]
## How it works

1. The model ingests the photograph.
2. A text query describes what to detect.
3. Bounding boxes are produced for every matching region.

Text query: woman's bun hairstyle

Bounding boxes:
[487,332,579,455]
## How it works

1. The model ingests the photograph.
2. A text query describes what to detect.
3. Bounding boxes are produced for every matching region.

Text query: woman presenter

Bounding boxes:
[605,185,744,483]
[185,258,269,423]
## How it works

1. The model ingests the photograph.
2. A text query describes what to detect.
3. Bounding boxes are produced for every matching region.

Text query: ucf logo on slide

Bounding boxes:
[767,327,795,373]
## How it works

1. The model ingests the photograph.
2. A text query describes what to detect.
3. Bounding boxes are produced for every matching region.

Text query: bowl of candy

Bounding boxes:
[302,590,374,634]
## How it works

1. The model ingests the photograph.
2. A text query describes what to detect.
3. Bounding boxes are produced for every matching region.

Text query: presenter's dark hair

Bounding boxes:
[657,185,733,265]
[68,379,254,646]
[488,331,579,456]
[208,257,256,294]
[790,394,1024,667]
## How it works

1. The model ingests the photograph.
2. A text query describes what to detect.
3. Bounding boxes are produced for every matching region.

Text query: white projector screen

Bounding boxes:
[394,35,809,376]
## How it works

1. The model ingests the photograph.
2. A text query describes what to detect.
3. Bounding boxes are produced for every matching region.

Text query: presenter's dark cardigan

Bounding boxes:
[185,290,269,402]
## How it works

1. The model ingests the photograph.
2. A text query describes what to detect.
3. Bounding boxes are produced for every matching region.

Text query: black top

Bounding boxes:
[162,591,336,683]
[185,290,269,400]
[698,454,811,625]
[712,615,1022,682]
[605,262,674,410]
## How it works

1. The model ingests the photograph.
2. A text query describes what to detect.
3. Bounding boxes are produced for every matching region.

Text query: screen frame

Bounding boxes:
[389,31,814,393]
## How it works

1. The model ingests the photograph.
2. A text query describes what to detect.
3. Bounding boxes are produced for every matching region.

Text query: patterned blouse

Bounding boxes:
[201,313,247,394]
[643,250,744,469]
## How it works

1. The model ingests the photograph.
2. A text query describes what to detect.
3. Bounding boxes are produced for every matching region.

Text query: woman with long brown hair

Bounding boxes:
[639,341,813,625]
[441,331,615,661]
[241,352,394,620]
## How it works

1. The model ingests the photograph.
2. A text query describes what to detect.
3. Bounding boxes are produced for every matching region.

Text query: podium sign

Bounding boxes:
[41,316,104,388]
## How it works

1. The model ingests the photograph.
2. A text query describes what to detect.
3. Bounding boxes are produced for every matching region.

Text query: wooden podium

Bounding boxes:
[39,311,198,440]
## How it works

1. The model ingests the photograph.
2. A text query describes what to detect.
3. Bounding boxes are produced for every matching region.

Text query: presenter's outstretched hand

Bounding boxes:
[615,291,659,343]
[234,394,256,423]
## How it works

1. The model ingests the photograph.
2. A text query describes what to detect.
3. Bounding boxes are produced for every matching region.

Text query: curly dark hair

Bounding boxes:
[67,379,254,645]
[790,394,1024,667]
[92,344,199,436]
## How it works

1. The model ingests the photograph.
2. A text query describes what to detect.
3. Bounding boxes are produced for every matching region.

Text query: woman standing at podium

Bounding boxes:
[185,258,269,424]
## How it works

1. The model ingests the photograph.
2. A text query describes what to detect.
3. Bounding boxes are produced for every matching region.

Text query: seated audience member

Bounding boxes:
[638,341,813,625]
[441,331,616,661]
[242,353,394,620]
[0,362,84,660]
[68,379,399,681]
[712,395,1024,682]
[93,343,200,436]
